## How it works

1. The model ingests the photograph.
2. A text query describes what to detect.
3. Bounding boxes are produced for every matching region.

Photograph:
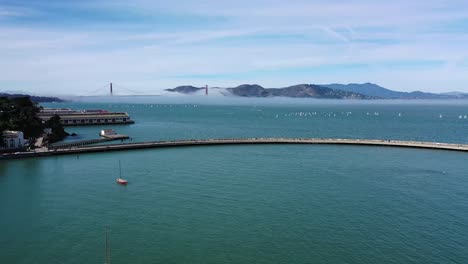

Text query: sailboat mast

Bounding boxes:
[109,236,112,264]
[105,230,108,264]
[119,160,122,178]
[104,229,111,264]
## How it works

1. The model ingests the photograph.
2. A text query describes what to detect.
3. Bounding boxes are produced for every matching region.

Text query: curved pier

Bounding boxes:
[2,138,468,160]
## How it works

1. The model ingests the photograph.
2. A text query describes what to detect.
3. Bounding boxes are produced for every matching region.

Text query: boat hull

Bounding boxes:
[116,178,128,185]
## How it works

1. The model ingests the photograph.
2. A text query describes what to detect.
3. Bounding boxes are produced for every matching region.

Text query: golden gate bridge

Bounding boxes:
[81,83,209,96]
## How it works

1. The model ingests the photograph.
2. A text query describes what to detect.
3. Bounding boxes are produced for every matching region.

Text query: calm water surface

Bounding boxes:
[1,100,468,263]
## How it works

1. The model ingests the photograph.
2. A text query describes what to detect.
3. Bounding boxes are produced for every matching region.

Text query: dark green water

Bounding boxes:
[1,100,468,263]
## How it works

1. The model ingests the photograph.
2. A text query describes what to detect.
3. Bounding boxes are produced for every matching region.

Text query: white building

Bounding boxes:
[2,131,25,150]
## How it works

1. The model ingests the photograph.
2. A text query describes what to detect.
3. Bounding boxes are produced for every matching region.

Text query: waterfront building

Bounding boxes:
[38,108,134,126]
[1,131,25,150]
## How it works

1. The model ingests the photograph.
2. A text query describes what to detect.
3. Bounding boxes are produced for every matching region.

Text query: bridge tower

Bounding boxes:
[205,85,208,96]
[110,83,113,96]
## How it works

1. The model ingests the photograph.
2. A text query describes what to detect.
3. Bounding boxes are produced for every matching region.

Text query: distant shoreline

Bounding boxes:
[0,93,65,103]
[164,83,468,99]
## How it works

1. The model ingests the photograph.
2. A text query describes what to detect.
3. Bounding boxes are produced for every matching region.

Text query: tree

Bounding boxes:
[44,115,69,144]
[0,97,12,145]
[7,97,43,139]
[0,96,53,146]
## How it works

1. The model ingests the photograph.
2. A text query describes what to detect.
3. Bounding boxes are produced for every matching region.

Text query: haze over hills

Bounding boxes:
[320,83,468,99]
[226,84,375,99]
[0,93,65,103]
[439,91,468,98]
[165,86,205,94]
[165,83,468,99]
[3,83,468,100]
[166,84,375,99]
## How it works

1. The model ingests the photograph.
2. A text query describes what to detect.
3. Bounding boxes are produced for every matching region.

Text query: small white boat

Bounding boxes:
[100,129,117,137]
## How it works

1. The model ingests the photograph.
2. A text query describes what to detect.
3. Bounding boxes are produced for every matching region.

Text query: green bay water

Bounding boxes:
[1,99,468,263]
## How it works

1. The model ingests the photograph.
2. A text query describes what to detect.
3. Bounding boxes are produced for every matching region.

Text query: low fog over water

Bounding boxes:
[65,94,468,106]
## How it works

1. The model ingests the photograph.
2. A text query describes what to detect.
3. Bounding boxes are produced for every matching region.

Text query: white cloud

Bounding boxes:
[0,7,21,17]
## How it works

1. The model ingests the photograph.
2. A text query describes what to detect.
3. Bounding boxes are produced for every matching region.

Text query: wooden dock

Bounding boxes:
[100,134,129,140]
[2,138,468,160]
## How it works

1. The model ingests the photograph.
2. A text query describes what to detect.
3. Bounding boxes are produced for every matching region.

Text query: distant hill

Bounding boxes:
[321,83,456,99]
[227,84,270,97]
[0,93,65,102]
[228,84,376,99]
[165,86,205,94]
[268,84,375,99]
[165,83,468,99]
[439,92,468,98]
[166,84,376,99]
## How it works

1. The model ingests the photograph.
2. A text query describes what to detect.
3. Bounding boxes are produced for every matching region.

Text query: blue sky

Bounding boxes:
[1,0,468,95]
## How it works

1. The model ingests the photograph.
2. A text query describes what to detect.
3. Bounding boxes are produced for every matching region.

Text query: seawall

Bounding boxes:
[2,138,468,160]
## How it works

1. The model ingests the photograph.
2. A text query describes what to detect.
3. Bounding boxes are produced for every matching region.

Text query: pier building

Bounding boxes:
[1,131,25,150]
[38,108,134,126]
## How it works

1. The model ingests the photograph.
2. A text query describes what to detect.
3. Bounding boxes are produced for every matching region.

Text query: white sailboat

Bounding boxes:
[116,160,128,185]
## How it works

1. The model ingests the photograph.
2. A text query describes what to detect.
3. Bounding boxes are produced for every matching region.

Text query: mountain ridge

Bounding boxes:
[320,83,465,99]
[167,84,376,99]
[166,83,468,99]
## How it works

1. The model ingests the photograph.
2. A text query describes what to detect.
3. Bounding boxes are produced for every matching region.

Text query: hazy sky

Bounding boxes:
[1,0,468,95]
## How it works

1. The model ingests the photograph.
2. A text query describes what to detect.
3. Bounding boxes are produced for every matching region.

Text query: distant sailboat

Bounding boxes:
[116,160,128,185]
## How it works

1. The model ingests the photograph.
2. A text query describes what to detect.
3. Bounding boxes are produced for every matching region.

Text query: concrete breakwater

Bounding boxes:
[48,134,129,149]
[2,138,468,160]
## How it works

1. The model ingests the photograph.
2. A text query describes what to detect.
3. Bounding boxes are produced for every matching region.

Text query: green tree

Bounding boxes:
[0,96,48,146]
[0,97,13,145]
[9,97,43,139]
[44,115,69,144]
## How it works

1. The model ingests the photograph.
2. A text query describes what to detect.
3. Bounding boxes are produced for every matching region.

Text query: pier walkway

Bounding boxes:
[2,138,468,160]
[48,134,129,149]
